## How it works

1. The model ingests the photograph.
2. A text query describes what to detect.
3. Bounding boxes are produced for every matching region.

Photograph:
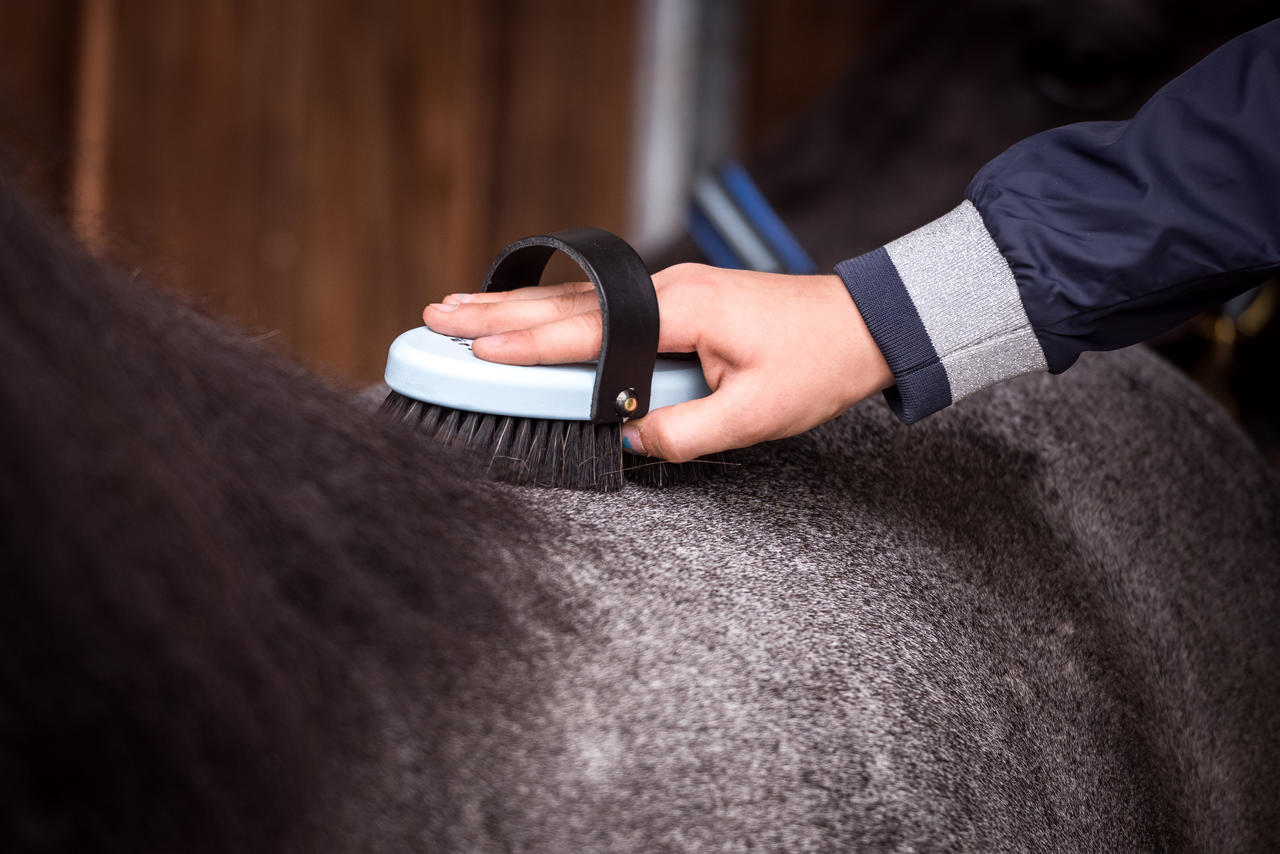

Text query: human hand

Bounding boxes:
[422,264,892,462]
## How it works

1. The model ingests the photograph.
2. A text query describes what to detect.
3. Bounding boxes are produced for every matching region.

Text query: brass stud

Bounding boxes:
[615,388,638,417]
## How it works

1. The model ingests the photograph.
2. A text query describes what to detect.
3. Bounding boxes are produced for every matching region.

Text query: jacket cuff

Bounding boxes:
[835,200,1048,423]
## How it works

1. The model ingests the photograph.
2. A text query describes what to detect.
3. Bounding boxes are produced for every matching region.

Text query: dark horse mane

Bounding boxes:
[0,173,546,851]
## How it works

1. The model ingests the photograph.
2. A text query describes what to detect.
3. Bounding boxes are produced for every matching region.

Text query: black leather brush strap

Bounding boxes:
[483,227,660,424]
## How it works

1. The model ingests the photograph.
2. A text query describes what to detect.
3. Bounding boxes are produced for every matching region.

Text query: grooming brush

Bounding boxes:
[380,227,721,491]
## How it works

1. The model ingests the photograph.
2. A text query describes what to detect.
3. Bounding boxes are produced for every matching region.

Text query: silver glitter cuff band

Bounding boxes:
[884,201,1047,402]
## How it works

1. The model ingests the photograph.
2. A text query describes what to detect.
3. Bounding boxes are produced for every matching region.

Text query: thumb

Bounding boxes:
[621,383,755,463]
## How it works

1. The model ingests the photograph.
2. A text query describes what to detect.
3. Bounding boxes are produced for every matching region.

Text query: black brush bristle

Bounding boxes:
[378,391,729,492]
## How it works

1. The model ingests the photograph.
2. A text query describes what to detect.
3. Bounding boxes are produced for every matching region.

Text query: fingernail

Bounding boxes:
[429,302,459,313]
[620,424,646,456]
[476,334,505,347]
[446,293,476,304]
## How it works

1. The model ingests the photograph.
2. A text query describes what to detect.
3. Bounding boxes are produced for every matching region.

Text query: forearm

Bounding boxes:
[838,18,1280,423]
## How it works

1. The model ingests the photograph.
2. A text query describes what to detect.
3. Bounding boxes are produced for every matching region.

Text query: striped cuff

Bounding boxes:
[835,200,1048,423]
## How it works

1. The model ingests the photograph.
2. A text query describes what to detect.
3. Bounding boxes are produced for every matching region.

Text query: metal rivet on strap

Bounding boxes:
[615,388,638,417]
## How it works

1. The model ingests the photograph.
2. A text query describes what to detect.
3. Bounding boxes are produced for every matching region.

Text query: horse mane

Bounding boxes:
[0,172,541,851]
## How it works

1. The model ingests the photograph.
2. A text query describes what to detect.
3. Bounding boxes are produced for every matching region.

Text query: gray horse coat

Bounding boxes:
[355,348,1280,852]
[1,172,1276,851]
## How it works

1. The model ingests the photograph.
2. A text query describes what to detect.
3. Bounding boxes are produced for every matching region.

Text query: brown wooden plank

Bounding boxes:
[0,0,80,211]
[485,0,637,255]
[293,0,504,379]
[743,0,873,149]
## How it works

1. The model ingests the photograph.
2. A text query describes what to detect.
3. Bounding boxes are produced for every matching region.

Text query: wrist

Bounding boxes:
[816,274,893,411]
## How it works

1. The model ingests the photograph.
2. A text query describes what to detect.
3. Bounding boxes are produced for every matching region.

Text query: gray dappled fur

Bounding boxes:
[354,347,1280,852]
[1,164,1278,850]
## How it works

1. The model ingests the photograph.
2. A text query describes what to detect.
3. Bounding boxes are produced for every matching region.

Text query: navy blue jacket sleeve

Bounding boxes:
[836,18,1280,423]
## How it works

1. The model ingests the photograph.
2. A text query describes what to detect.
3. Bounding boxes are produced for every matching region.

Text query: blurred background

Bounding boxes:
[0,0,1275,463]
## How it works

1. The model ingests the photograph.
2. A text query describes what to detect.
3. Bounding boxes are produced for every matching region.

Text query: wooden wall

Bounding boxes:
[1,0,637,383]
[0,0,855,385]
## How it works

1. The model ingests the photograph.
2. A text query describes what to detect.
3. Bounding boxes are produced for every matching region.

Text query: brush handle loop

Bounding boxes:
[483,227,659,424]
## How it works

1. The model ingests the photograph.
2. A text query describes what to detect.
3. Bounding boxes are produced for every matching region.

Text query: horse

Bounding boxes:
[2,149,1278,852]
[4,1,1280,847]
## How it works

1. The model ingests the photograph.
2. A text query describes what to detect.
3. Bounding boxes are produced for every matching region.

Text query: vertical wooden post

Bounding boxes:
[70,0,113,252]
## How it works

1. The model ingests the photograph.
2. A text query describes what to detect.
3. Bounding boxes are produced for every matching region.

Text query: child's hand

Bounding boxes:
[423,264,892,462]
